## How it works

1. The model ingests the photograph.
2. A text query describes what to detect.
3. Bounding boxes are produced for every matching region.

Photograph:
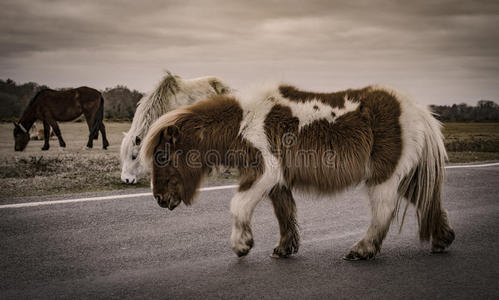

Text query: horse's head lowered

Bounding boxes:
[149,124,204,210]
[140,106,208,210]
[120,132,144,184]
[13,122,30,151]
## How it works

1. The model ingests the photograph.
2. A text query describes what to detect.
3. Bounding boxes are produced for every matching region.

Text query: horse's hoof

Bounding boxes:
[271,243,298,258]
[235,243,252,257]
[343,251,374,261]
[236,249,250,257]
[431,227,455,254]
[431,245,447,253]
[271,250,289,259]
[233,238,254,258]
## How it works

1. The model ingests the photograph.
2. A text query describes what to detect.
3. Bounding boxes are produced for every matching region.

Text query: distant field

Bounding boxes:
[442,123,499,162]
[0,122,498,199]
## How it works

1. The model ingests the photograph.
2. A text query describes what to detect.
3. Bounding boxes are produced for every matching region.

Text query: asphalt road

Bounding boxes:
[1,165,498,299]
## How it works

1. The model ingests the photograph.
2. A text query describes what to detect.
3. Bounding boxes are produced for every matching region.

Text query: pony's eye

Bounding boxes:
[132,155,137,160]
[135,136,141,146]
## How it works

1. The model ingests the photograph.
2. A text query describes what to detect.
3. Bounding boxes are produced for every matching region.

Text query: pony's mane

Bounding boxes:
[26,89,51,108]
[140,107,191,169]
[128,72,179,140]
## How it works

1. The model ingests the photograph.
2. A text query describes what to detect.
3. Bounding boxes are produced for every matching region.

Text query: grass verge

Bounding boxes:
[0,122,497,199]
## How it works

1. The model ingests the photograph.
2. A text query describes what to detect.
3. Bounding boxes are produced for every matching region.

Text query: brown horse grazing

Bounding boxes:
[13,87,109,151]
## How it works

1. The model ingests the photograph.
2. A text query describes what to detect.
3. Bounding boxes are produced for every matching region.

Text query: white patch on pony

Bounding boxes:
[284,99,335,129]
[282,95,359,130]
[239,83,359,131]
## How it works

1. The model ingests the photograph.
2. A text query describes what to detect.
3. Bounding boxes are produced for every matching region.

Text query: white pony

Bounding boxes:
[120,72,231,184]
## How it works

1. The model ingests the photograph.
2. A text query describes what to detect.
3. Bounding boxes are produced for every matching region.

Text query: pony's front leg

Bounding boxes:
[269,185,299,258]
[344,178,399,261]
[230,188,266,257]
[41,120,50,151]
[47,119,66,148]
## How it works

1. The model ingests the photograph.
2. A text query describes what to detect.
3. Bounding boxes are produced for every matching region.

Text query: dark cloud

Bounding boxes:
[1,0,498,104]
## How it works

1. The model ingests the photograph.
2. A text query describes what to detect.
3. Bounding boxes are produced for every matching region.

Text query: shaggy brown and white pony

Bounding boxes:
[140,83,455,260]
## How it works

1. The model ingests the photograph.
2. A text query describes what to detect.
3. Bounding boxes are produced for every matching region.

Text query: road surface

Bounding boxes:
[1,164,498,299]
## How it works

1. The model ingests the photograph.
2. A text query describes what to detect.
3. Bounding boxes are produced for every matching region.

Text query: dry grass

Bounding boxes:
[0,122,498,199]
[0,122,143,199]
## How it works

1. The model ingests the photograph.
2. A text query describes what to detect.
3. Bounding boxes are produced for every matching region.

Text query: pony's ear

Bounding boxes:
[210,79,229,94]
[209,80,220,94]
[163,125,179,145]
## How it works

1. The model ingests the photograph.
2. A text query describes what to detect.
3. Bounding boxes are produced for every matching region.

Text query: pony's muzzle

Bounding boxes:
[154,193,180,210]
[121,176,137,184]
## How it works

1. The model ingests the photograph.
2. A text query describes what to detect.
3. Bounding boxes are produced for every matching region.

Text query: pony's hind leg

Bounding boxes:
[83,112,97,149]
[99,123,109,150]
[344,178,399,260]
[269,185,299,258]
[41,120,51,150]
[431,210,455,253]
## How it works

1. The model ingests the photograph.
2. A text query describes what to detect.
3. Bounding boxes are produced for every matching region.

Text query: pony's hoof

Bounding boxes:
[233,238,254,257]
[85,146,92,150]
[271,243,299,258]
[431,227,455,253]
[271,249,290,259]
[343,250,375,261]
[236,248,250,257]
[431,246,447,253]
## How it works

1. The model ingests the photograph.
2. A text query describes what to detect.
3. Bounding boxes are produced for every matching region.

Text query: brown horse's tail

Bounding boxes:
[90,95,104,140]
[398,106,454,250]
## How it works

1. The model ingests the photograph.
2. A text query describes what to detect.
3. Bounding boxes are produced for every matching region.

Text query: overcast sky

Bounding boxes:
[1,0,498,105]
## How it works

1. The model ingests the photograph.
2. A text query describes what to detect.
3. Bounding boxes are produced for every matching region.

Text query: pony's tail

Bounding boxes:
[398,107,455,250]
[90,95,104,140]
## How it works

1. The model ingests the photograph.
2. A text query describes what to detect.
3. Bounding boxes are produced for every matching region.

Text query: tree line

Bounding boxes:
[430,101,499,122]
[1,78,498,122]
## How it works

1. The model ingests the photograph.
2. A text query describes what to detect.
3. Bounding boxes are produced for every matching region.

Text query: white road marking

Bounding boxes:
[0,184,238,209]
[1,162,498,210]
[445,162,499,169]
